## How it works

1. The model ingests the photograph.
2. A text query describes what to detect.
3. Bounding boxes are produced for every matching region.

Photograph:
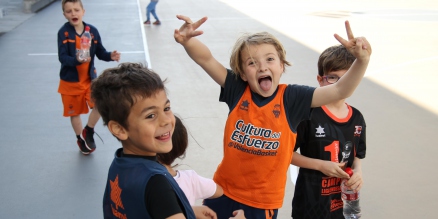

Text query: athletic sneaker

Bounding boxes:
[144,20,151,25]
[77,138,91,155]
[153,20,161,25]
[82,128,96,152]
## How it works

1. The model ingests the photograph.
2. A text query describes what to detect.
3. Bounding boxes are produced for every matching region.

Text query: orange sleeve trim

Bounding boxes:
[62,39,75,44]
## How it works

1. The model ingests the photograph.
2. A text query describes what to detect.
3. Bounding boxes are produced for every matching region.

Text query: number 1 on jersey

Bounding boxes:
[324,141,340,163]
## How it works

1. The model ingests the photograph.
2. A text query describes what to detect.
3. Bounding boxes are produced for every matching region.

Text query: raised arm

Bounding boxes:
[311,20,372,107]
[174,15,227,87]
[291,152,350,179]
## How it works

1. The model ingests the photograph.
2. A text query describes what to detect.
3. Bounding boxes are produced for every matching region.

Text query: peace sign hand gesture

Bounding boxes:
[174,15,208,45]
[334,21,372,61]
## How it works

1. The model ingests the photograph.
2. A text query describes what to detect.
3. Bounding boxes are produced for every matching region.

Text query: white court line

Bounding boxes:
[28,53,57,56]
[28,51,144,56]
[136,0,152,69]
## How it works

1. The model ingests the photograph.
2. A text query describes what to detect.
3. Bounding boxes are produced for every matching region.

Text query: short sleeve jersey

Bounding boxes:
[214,69,315,209]
[292,104,366,219]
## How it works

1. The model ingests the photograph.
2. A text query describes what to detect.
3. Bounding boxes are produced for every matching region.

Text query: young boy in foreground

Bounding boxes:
[93,62,243,219]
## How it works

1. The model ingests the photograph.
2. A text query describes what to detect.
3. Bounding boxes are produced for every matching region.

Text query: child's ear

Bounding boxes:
[241,72,248,81]
[108,120,128,140]
[317,75,324,86]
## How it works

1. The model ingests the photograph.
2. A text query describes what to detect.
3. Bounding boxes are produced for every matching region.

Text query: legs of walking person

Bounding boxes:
[86,108,100,128]
[71,115,92,154]
[150,5,159,21]
[145,3,151,22]
[71,115,83,136]
[151,7,160,24]
[145,1,159,24]
[80,108,100,152]
[145,1,158,21]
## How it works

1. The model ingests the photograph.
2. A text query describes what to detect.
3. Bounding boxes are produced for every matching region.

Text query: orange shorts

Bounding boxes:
[61,90,94,117]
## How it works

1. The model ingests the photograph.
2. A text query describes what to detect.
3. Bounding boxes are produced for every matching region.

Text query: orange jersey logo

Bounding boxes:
[110,175,127,219]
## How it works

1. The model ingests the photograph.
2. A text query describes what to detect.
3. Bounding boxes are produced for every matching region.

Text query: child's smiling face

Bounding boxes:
[63,2,85,27]
[120,90,176,156]
[240,43,284,97]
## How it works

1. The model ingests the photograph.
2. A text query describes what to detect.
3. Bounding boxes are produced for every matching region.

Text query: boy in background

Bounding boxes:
[291,45,366,219]
[57,0,120,154]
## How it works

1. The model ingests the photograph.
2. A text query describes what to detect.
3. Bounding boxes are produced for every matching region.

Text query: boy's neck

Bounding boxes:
[324,100,349,119]
[73,22,85,35]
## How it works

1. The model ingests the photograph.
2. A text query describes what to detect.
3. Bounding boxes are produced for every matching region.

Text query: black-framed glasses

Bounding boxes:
[322,75,341,84]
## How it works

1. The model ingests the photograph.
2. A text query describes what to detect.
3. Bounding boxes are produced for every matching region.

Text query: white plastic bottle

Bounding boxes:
[79,26,91,61]
[341,167,361,219]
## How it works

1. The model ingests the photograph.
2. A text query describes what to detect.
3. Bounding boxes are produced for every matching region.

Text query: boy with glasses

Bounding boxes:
[290,44,366,219]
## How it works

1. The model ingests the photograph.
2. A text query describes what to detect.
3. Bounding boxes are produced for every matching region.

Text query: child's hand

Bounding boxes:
[319,161,350,179]
[334,20,372,61]
[346,169,363,193]
[192,205,217,219]
[174,15,207,45]
[111,50,121,62]
[230,210,245,219]
[76,52,90,63]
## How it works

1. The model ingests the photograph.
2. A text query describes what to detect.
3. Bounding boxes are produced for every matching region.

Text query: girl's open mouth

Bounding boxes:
[258,76,272,91]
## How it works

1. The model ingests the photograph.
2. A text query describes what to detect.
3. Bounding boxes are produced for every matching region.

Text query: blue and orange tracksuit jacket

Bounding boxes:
[57,21,112,82]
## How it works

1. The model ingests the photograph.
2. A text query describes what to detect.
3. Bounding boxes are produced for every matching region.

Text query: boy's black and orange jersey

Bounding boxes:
[292,105,366,219]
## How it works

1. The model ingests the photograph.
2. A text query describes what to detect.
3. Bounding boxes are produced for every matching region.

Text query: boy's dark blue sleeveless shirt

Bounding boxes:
[103,148,195,219]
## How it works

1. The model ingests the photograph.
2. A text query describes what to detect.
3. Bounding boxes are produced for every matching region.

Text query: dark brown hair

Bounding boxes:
[91,62,165,131]
[61,0,83,11]
[157,115,187,166]
[317,44,355,76]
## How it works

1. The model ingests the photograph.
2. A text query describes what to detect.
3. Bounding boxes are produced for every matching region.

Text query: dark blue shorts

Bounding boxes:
[203,195,278,219]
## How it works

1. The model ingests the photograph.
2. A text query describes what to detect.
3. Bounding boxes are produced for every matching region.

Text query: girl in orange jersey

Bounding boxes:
[174,15,371,219]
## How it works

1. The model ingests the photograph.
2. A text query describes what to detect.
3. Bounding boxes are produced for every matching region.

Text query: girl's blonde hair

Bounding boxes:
[229,32,291,78]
